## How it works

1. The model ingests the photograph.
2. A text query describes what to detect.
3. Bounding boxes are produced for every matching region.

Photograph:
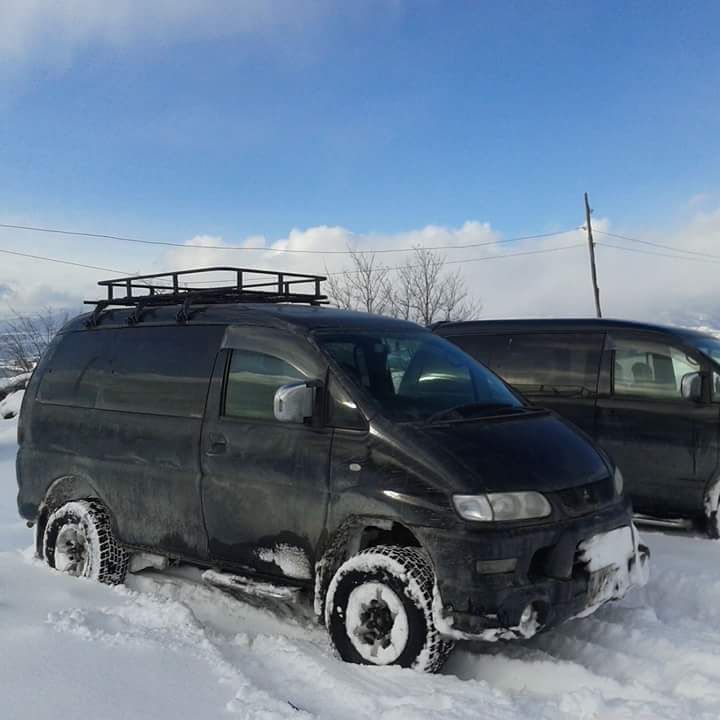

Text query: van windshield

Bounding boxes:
[693,336,720,366]
[316,331,522,422]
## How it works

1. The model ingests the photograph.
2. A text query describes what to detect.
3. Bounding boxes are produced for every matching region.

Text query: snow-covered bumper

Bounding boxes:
[419,502,650,642]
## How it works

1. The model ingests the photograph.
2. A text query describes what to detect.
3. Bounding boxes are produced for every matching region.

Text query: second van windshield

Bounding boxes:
[316,331,520,422]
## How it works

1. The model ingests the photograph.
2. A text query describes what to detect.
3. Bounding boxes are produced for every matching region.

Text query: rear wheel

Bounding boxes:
[325,545,453,673]
[43,500,128,585]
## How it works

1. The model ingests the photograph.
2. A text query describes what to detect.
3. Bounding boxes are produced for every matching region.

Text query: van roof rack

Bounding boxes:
[84,267,327,326]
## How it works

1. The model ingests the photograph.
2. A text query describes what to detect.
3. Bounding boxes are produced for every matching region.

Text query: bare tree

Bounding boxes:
[327,246,481,325]
[389,247,481,325]
[437,264,481,323]
[325,248,393,315]
[2,308,68,374]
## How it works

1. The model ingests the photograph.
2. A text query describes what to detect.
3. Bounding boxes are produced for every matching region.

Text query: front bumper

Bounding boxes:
[416,501,650,642]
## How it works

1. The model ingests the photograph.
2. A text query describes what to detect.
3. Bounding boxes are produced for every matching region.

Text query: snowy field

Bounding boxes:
[2,398,720,719]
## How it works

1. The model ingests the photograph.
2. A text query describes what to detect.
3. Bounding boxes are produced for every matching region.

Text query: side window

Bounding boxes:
[448,334,508,369]
[327,374,366,430]
[37,326,224,417]
[224,349,307,421]
[491,333,603,397]
[102,326,223,417]
[37,331,112,408]
[613,338,700,400]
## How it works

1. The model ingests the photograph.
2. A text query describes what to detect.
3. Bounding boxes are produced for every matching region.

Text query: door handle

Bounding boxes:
[207,432,228,455]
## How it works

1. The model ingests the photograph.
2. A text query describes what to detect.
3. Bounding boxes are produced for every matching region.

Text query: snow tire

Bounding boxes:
[325,545,453,673]
[43,499,129,585]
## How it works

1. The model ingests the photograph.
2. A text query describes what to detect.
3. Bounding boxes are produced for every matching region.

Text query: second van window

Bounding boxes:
[612,339,699,400]
[455,333,603,397]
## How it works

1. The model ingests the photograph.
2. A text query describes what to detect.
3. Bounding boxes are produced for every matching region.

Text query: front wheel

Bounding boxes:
[43,500,129,585]
[324,545,453,673]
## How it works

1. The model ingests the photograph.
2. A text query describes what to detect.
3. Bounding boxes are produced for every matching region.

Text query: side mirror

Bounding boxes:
[680,371,702,401]
[273,381,317,423]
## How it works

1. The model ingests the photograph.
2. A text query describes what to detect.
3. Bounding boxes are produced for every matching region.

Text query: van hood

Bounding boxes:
[405,411,609,494]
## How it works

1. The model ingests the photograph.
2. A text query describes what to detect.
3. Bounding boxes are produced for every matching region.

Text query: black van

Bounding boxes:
[435,318,720,536]
[17,270,648,672]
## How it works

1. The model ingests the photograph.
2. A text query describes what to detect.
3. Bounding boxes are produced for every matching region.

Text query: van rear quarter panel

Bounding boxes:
[18,324,225,559]
[19,403,209,556]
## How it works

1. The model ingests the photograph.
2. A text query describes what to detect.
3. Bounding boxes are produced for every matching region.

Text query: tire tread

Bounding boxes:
[44,499,128,585]
[327,544,453,673]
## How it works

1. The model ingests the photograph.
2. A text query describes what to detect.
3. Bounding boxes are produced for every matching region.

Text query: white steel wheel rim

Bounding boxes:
[345,582,409,665]
[54,523,90,577]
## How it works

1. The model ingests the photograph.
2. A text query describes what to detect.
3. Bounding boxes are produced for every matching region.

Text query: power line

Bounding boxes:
[596,241,720,265]
[592,228,720,262]
[326,242,586,275]
[0,247,133,274]
[0,240,586,283]
[0,221,581,256]
[155,243,588,282]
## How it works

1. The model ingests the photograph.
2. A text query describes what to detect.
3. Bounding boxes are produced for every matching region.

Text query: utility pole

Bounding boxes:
[584,192,602,318]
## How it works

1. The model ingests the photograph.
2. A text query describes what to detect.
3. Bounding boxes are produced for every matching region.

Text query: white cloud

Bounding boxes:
[157,212,720,327]
[3,209,720,330]
[0,0,330,66]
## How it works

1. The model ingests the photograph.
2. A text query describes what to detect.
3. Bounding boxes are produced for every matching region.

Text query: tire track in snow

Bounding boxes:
[42,529,720,720]
[48,587,315,719]
[51,566,615,720]
[128,572,533,720]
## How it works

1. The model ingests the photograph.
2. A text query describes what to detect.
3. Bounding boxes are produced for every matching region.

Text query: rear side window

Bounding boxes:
[38,326,223,417]
[37,331,110,409]
[613,338,700,400]
[457,333,603,397]
[224,349,307,421]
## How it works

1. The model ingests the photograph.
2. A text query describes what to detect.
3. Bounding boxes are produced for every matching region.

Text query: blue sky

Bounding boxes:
[3,1,719,240]
[1,1,720,321]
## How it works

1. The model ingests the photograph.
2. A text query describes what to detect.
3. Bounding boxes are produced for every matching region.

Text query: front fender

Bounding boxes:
[313,515,425,620]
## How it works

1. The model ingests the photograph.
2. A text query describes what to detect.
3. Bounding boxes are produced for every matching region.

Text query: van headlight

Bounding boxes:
[614,467,624,496]
[453,491,552,522]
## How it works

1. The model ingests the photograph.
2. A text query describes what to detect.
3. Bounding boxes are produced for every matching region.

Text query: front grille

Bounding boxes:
[556,477,614,516]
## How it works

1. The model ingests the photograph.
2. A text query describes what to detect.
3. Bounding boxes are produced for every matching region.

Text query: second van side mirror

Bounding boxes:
[274,381,319,423]
[680,371,702,401]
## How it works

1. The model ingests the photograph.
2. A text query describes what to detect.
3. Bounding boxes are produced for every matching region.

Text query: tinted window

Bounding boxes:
[224,349,307,421]
[317,331,519,422]
[448,334,508,368]
[693,336,720,366]
[687,336,720,401]
[37,331,111,409]
[102,326,222,416]
[613,338,699,400]
[38,326,223,417]
[459,333,603,397]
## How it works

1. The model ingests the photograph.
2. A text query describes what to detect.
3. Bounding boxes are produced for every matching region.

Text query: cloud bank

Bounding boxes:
[2,208,720,330]
[156,209,720,327]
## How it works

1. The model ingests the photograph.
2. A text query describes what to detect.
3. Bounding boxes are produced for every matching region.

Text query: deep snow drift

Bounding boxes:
[1,396,720,719]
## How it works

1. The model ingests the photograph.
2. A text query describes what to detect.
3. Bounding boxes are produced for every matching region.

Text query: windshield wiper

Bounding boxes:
[425,402,529,424]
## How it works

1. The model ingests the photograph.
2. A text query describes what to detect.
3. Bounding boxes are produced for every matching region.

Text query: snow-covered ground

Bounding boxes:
[0,387,23,418]
[2,398,720,719]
